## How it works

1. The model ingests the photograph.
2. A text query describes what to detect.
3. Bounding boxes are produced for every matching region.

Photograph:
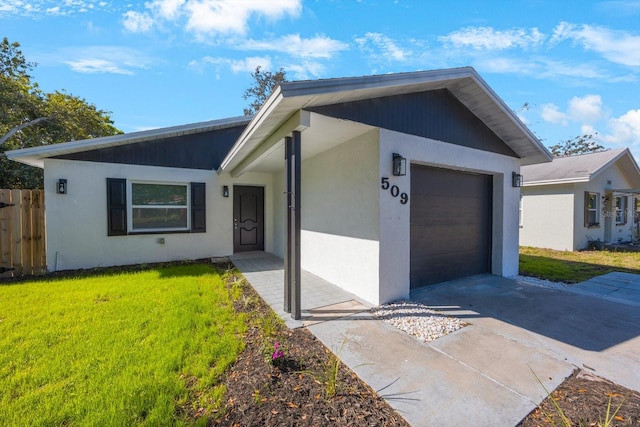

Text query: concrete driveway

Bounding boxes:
[307,274,640,426]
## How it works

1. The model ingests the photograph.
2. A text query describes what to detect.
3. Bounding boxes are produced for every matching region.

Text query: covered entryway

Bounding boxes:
[410,165,492,288]
[233,185,264,252]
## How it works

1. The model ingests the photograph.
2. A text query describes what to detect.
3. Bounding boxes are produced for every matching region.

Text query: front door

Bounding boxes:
[233,185,264,252]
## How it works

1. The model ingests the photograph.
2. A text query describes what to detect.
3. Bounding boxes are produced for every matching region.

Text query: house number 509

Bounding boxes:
[381,177,408,204]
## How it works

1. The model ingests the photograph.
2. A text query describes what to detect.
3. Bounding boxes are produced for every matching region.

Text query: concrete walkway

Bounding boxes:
[230,253,640,427]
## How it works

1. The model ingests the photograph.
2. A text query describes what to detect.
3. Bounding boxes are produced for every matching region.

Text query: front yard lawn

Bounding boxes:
[519,246,640,283]
[0,262,246,426]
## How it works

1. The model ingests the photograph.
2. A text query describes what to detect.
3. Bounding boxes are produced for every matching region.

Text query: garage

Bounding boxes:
[410,165,493,288]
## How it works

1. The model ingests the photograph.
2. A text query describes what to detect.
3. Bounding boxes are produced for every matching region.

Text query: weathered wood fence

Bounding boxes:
[0,189,46,278]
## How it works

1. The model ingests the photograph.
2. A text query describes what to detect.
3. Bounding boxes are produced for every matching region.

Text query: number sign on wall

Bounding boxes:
[381,177,408,205]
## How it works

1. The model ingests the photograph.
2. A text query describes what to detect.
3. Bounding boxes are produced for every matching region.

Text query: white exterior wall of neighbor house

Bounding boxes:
[378,129,522,303]
[520,185,575,251]
[298,130,381,305]
[574,163,635,249]
[43,158,274,271]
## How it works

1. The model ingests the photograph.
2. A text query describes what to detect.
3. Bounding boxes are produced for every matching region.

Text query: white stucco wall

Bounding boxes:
[43,159,274,271]
[520,162,636,251]
[299,130,381,305]
[520,185,575,251]
[378,129,522,303]
[575,163,636,248]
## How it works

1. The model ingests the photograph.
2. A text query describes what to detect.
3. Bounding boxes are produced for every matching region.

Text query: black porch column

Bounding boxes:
[284,136,292,314]
[291,130,302,320]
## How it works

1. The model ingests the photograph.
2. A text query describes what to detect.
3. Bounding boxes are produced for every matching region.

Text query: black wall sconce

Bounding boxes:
[392,153,407,176]
[57,179,67,194]
[222,185,229,198]
[512,172,523,188]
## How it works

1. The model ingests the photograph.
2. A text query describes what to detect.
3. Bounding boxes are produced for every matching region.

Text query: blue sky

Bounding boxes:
[2,0,639,157]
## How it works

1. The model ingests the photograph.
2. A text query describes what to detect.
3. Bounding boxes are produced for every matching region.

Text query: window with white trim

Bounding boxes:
[130,182,189,231]
[107,178,206,236]
[584,191,600,228]
[519,195,523,227]
[615,195,627,225]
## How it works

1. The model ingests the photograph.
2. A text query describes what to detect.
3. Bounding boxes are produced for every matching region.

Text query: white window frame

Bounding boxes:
[519,195,523,227]
[585,192,600,228]
[127,180,191,233]
[615,195,627,225]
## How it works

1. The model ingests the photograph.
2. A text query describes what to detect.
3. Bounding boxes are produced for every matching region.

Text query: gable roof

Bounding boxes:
[220,67,551,173]
[521,148,640,187]
[7,67,551,171]
[6,116,251,169]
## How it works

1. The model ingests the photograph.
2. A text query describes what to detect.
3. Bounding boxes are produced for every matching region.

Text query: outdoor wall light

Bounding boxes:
[512,172,523,188]
[222,185,229,198]
[57,179,67,194]
[392,153,407,176]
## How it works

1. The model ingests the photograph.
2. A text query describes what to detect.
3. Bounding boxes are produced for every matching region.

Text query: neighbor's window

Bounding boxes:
[131,182,189,231]
[585,192,600,227]
[519,195,523,227]
[615,196,627,225]
[635,198,640,224]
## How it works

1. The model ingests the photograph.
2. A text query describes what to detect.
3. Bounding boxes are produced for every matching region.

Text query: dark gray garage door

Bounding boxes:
[410,165,492,288]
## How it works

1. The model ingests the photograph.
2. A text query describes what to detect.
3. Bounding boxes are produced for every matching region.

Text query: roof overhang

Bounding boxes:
[6,116,251,168]
[220,67,552,175]
[522,149,640,188]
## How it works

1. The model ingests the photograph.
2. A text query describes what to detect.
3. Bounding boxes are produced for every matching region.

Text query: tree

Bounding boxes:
[0,37,121,189]
[242,66,287,115]
[548,134,605,157]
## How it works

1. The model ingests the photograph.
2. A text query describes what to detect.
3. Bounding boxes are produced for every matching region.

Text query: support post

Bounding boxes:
[284,136,292,313]
[291,131,302,320]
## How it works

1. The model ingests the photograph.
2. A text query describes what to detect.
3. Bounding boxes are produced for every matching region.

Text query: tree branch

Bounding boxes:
[0,116,49,147]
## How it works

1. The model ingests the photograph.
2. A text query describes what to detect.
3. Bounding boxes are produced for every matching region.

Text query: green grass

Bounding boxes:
[0,263,246,426]
[520,246,640,283]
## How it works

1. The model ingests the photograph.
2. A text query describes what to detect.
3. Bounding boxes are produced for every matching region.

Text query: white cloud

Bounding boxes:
[122,11,154,33]
[551,21,640,67]
[228,56,272,73]
[603,109,640,146]
[0,0,115,16]
[192,54,323,79]
[239,34,348,59]
[568,94,603,123]
[541,103,569,126]
[120,0,302,38]
[194,55,272,74]
[183,0,301,36]
[64,59,134,75]
[439,26,546,50]
[355,32,411,62]
[475,56,607,81]
[147,0,185,20]
[541,95,605,127]
[58,46,151,75]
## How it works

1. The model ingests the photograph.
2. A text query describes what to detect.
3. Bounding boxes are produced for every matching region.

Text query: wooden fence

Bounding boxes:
[0,189,46,278]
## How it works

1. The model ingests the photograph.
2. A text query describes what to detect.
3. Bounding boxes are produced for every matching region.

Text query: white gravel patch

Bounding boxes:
[510,274,570,289]
[371,300,466,343]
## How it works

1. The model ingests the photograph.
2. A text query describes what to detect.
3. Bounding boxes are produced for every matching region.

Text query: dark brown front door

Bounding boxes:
[410,165,492,288]
[233,185,264,252]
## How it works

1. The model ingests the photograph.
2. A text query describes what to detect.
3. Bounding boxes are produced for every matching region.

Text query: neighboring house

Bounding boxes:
[520,148,640,251]
[7,67,550,309]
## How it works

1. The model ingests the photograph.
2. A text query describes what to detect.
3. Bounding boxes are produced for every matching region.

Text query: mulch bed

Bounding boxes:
[211,271,410,426]
[518,370,640,426]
